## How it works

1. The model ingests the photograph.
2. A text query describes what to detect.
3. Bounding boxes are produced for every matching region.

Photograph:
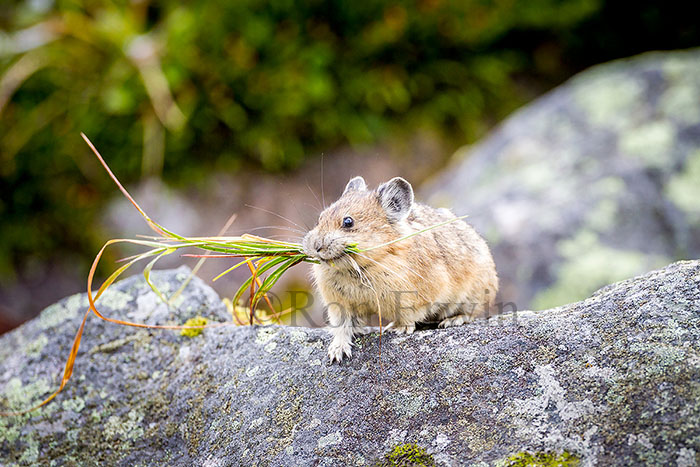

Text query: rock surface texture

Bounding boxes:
[1,262,699,466]
[425,49,700,310]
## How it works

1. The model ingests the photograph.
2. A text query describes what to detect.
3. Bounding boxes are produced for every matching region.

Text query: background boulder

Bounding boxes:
[425,49,700,310]
[1,262,698,466]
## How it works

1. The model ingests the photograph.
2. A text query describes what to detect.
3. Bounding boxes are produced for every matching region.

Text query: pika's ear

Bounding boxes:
[377,177,413,222]
[343,176,367,194]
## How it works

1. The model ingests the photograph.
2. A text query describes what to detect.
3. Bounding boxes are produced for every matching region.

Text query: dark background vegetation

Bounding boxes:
[1,0,699,332]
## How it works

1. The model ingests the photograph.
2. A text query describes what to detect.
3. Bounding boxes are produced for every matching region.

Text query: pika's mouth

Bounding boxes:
[308,250,348,263]
[302,235,348,262]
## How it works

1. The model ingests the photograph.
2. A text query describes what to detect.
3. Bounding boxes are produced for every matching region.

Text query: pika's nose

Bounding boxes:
[302,231,324,257]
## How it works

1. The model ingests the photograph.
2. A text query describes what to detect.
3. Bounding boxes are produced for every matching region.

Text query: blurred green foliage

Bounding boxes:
[0,0,698,281]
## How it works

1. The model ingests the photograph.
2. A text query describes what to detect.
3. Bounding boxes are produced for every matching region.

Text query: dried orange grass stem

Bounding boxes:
[0,135,287,415]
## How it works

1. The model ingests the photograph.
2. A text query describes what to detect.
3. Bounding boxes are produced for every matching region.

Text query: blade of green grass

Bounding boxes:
[231,256,289,308]
[358,215,468,251]
[213,256,262,282]
[168,212,238,305]
[250,255,304,308]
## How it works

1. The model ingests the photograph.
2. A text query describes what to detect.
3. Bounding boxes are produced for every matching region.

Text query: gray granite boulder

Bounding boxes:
[425,49,700,311]
[1,262,699,466]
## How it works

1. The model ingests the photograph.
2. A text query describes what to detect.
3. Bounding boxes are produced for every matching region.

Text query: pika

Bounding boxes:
[302,176,498,363]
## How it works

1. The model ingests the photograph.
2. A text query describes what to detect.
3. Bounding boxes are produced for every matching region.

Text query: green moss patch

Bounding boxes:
[180,316,208,338]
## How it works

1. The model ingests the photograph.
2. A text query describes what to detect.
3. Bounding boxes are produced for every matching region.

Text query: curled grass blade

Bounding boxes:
[1,240,165,415]
[143,248,176,304]
[248,260,261,324]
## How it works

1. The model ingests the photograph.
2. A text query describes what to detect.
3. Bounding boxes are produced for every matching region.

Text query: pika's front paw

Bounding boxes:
[388,323,416,334]
[328,338,352,363]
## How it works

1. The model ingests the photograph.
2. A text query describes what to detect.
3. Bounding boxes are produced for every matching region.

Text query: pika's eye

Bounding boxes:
[342,216,354,228]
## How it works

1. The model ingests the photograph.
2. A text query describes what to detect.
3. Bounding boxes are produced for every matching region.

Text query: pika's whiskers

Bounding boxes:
[244,204,306,231]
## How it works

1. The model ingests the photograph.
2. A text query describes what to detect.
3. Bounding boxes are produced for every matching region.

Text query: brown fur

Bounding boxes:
[302,177,498,362]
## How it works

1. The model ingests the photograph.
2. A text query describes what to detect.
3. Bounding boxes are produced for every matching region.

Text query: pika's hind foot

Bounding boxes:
[439,314,472,328]
[387,322,416,334]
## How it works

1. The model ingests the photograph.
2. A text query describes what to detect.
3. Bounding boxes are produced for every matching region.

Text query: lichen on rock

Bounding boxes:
[380,443,435,466]
[425,48,700,310]
[503,450,580,467]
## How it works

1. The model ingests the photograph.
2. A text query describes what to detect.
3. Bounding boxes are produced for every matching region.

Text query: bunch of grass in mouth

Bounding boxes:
[0,133,464,416]
[100,231,365,324]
